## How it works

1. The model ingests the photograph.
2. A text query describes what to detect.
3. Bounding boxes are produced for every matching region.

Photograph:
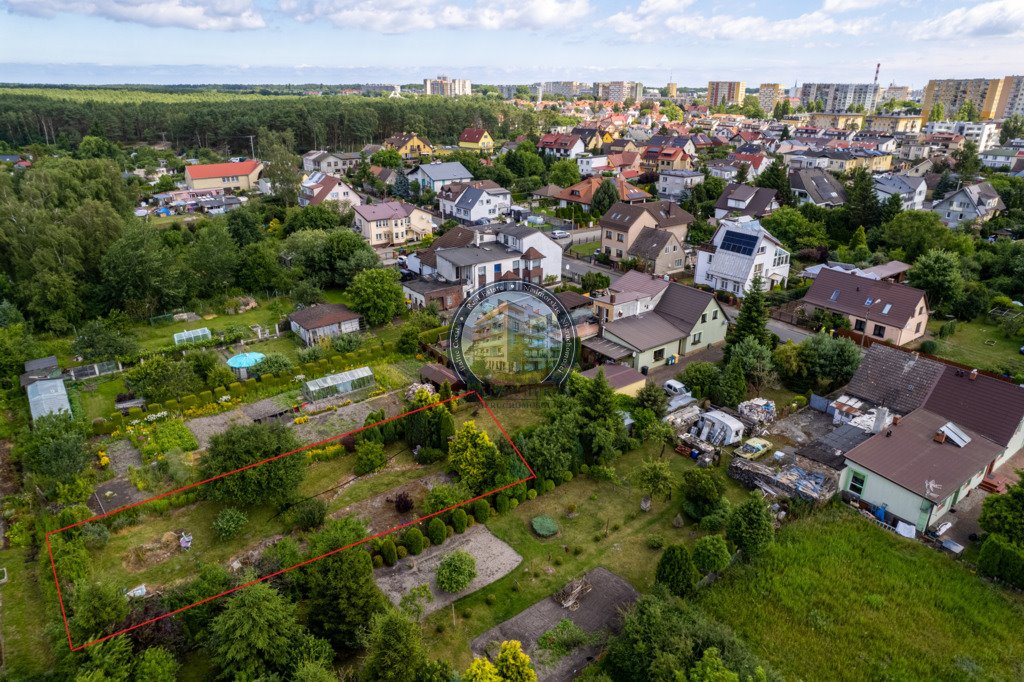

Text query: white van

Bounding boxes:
[663,379,690,397]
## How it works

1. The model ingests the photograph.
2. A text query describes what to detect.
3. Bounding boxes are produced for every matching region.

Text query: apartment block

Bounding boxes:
[996,75,1024,118]
[758,83,784,113]
[921,78,1003,120]
[922,120,999,151]
[424,75,472,97]
[799,83,879,112]
[534,81,593,99]
[707,81,746,107]
[595,81,644,103]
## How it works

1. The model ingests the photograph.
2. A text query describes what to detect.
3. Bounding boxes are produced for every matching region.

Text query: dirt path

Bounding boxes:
[375,524,522,615]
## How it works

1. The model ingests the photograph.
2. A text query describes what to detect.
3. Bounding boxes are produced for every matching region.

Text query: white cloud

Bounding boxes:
[283,0,590,33]
[917,0,1024,38]
[821,0,886,12]
[2,0,264,30]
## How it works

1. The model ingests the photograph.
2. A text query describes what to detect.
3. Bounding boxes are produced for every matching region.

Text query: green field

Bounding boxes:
[698,505,1024,681]
[924,318,1024,374]
[568,241,601,258]
[0,548,56,678]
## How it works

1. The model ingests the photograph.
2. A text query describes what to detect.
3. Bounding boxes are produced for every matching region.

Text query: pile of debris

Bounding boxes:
[738,398,777,425]
[728,456,838,504]
[554,576,593,611]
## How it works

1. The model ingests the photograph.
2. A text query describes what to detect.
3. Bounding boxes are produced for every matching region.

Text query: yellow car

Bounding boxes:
[735,438,772,460]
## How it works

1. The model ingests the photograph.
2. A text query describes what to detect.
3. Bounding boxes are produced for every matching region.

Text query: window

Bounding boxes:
[916,321,922,333]
[653,349,665,361]
[830,289,840,301]
[512,260,521,270]
[616,249,623,258]
[849,471,866,495]
[478,266,486,276]
[854,319,866,332]
[617,233,624,242]
[753,263,763,276]
[882,303,892,315]
[494,264,501,273]
[918,306,923,316]
[606,230,612,239]
[701,313,707,323]
[707,254,713,263]
[675,258,682,267]
[873,324,885,338]
[732,282,741,293]
[712,310,718,320]
[692,331,702,344]
[605,247,611,255]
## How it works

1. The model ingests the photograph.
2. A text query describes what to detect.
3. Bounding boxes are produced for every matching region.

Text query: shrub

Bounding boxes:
[920,339,938,354]
[693,535,732,575]
[148,403,163,413]
[395,491,414,514]
[181,394,198,409]
[527,489,537,500]
[427,518,446,546]
[938,320,958,339]
[509,498,519,510]
[561,471,573,484]
[495,494,510,513]
[199,390,214,404]
[397,545,408,559]
[403,527,424,555]
[792,394,808,409]
[679,468,726,520]
[544,479,556,493]
[291,498,327,531]
[655,544,699,597]
[213,508,248,540]
[354,440,387,475]
[727,495,775,561]
[531,515,559,537]
[472,499,490,524]
[646,534,665,550]
[81,523,110,550]
[380,538,398,567]
[451,508,468,534]
[372,554,384,569]
[436,551,477,593]
[446,524,455,537]
[589,465,617,482]
[699,510,729,533]
[978,534,1024,589]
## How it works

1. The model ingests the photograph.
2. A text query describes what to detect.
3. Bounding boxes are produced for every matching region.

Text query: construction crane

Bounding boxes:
[873,63,881,88]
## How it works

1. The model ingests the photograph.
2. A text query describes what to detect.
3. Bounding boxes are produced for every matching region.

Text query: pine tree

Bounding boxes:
[360,609,426,681]
[711,359,747,407]
[654,544,700,597]
[727,494,775,560]
[634,380,669,419]
[393,171,411,199]
[845,168,882,231]
[307,552,389,652]
[591,179,620,217]
[208,581,306,679]
[881,191,903,225]
[934,170,953,200]
[495,640,538,682]
[724,275,771,358]
[754,157,794,206]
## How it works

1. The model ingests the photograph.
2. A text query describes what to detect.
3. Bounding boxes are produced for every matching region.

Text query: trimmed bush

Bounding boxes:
[561,471,573,484]
[147,403,163,413]
[355,440,387,475]
[373,554,384,569]
[920,340,938,355]
[213,508,248,540]
[165,399,180,412]
[436,550,477,593]
[527,489,537,500]
[181,394,198,409]
[495,494,510,514]
[509,498,519,510]
[415,447,445,464]
[693,535,732,575]
[472,499,490,523]
[646,534,665,550]
[397,545,408,559]
[380,538,398,567]
[213,386,228,400]
[291,498,327,531]
[451,508,468,534]
[531,515,559,538]
[403,527,424,555]
[544,479,556,494]
[128,407,143,418]
[699,511,729,533]
[979,534,1024,589]
[427,517,446,546]
[198,390,214,404]
[228,382,243,398]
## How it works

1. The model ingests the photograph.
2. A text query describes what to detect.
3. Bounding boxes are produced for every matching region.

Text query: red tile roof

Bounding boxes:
[185,160,261,180]
[459,128,489,143]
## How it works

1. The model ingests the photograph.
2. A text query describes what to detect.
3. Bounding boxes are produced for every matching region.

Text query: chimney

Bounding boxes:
[871,407,890,434]
[893,414,902,426]
[934,430,947,444]
[969,369,978,381]
[610,293,616,304]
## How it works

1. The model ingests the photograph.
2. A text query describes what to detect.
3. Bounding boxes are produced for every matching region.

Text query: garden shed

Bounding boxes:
[173,327,212,345]
[302,366,375,401]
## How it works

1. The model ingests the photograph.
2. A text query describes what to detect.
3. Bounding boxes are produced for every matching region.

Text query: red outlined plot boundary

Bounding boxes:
[46,391,534,651]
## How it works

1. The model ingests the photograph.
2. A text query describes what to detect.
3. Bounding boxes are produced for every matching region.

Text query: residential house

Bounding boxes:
[726,153,771,179]
[437,180,511,223]
[864,114,922,134]
[406,161,473,193]
[402,276,464,312]
[555,176,650,211]
[586,271,729,370]
[288,304,361,346]
[604,138,640,155]
[457,128,494,153]
[931,182,1005,227]
[713,184,779,220]
[802,268,928,345]
[302,150,361,176]
[789,168,847,207]
[383,133,434,159]
[980,147,1024,170]
[708,163,741,182]
[873,173,927,210]
[656,147,692,173]
[407,223,562,294]
[694,217,790,297]
[571,127,606,151]
[353,201,435,247]
[598,200,693,267]
[536,134,586,159]
[298,172,362,209]
[184,160,263,191]
[657,169,704,201]
[577,154,609,177]
[837,344,1024,532]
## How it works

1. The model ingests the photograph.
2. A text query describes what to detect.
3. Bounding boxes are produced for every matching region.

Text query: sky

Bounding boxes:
[1,0,1023,86]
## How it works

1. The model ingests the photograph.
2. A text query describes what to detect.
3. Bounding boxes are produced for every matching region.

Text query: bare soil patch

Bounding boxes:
[376,524,522,614]
[330,471,452,535]
[186,410,253,449]
[470,567,639,682]
[105,439,142,476]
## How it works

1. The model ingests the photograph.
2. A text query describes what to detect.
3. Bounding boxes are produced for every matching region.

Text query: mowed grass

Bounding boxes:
[697,505,1024,682]
[420,442,750,670]
[568,240,601,258]
[924,318,1024,374]
[133,297,292,352]
[75,374,127,422]
[0,548,56,677]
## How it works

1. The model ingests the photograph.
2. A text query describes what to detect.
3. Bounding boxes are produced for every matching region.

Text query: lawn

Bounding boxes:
[697,505,1024,681]
[419,441,750,670]
[74,374,127,422]
[133,296,293,353]
[0,548,56,678]
[923,318,1024,375]
[568,241,601,258]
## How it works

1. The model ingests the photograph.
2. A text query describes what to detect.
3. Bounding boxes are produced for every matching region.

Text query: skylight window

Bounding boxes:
[865,297,874,306]
[882,303,892,315]
[830,289,840,301]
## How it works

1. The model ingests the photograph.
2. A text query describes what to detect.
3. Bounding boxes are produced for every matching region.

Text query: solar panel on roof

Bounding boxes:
[720,230,758,256]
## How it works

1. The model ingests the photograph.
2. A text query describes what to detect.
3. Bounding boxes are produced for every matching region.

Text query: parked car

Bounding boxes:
[663,379,690,397]
[550,229,570,239]
[396,255,408,266]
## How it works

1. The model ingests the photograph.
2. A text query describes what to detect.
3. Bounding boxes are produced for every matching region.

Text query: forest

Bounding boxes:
[0,87,558,151]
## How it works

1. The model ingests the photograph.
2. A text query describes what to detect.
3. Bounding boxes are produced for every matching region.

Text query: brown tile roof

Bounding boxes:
[555,290,593,310]
[555,177,650,206]
[844,344,946,415]
[384,132,433,150]
[459,128,489,143]
[923,365,1024,448]
[580,364,647,391]
[521,246,544,260]
[415,226,476,269]
[537,133,583,150]
[288,303,360,330]
[845,408,1002,501]
[803,269,926,328]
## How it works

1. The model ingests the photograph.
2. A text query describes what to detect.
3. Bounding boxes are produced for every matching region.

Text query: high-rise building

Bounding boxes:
[531,81,592,99]
[666,82,678,98]
[707,81,746,107]
[880,84,911,102]
[758,83,784,113]
[996,75,1024,118]
[594,81,643,103]
[423,75,472,97]
[799,83,880,112]
[921,78,1003,120]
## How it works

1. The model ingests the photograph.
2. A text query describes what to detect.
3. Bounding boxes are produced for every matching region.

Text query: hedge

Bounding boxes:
[418,326,451,346]
[198,390,214,404]
[979,534,1024,589]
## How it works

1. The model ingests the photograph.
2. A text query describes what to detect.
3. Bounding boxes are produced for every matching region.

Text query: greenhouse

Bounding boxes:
[302,366,375,401]
[173,327,212,345]
[28,379,71,421]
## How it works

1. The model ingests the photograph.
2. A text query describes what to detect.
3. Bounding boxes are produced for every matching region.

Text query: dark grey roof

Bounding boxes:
[797,423,872,470]
[656,282,719,332]
[436,242,520,266]
[627,227,672,261]
[603,282,718,351]
[24,356,58,373]
[455,186,486,210]
[402,277,462,295]
[715,183,778,218]
[844,344,945,415]
[790,168,846,205]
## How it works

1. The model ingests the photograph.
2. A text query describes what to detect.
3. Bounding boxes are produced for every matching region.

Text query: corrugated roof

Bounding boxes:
[27,379,71,421]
